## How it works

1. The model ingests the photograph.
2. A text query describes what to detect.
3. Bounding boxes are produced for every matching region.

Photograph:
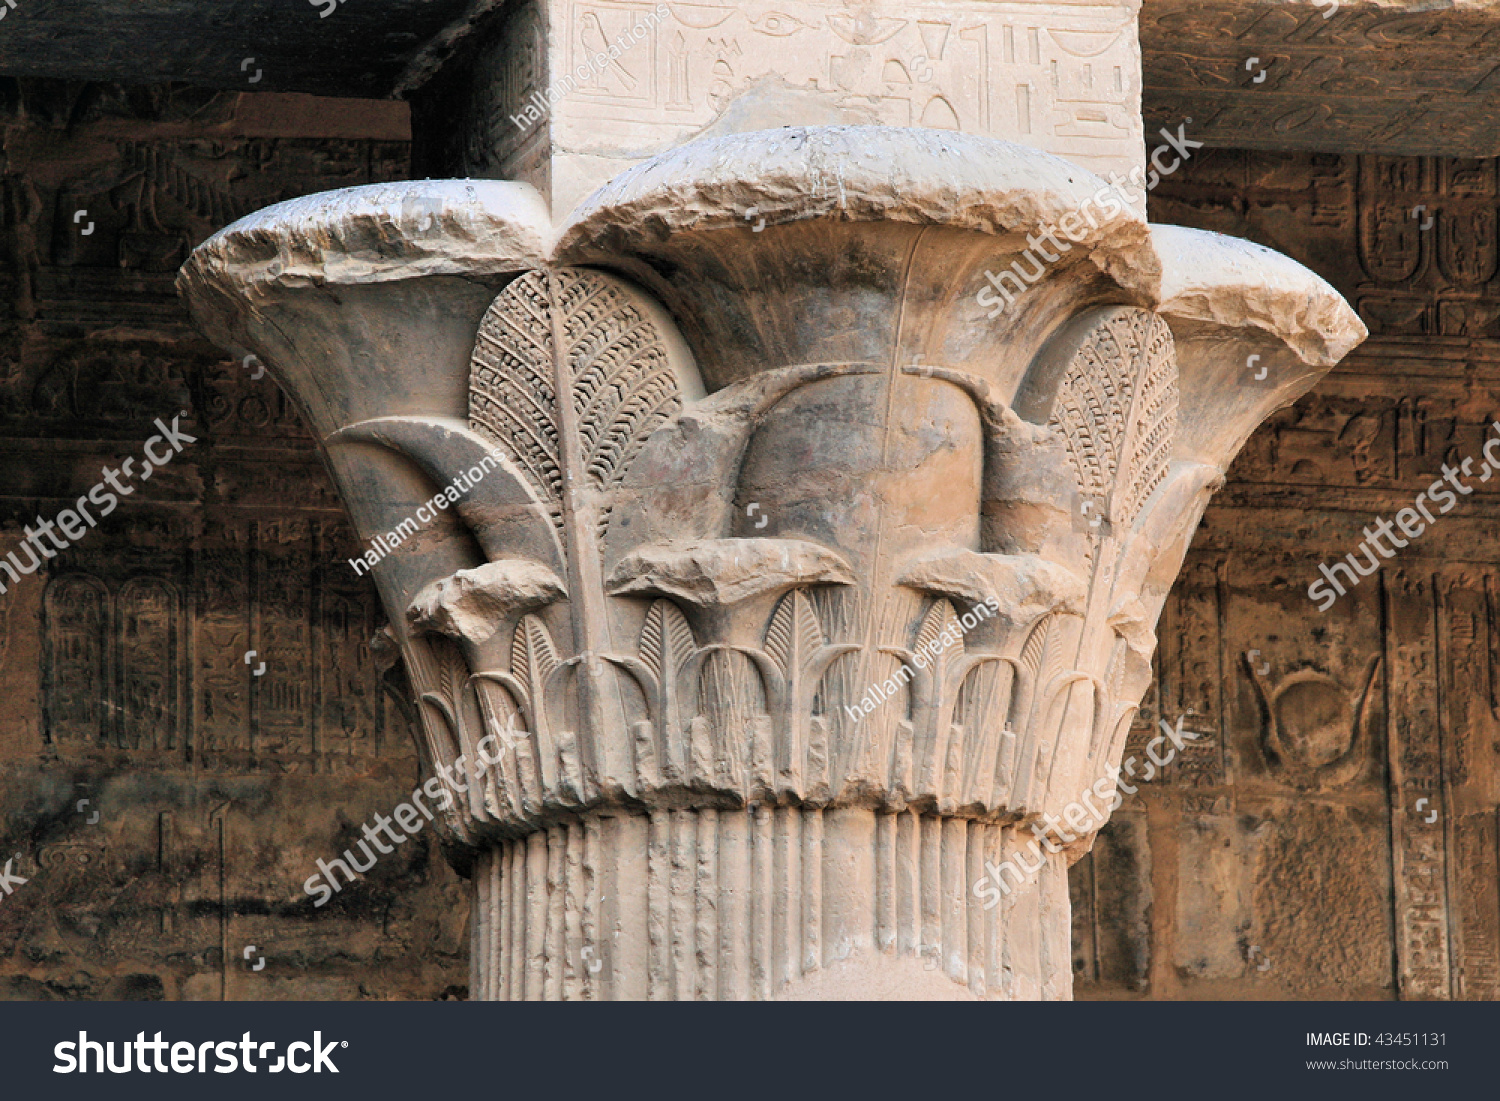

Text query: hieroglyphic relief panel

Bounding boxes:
[1355,156,1500,340]
[195,520,252,761]
[1123,558,1226,800]
[42,136,406,281]
[562,1,1138,166]
[317,588,382,762]
[252,518,314,762]
[1441,570,1500,999]
[0,84,468,1001]
[117,577,184,755]
[1141,0,1500,158]
[1078,147,1500,999]
[35,504,398,775]
[1155,150,1500,343]
[41,574,113,750]
[465,0,1143,209]
[1384,569,1451,999]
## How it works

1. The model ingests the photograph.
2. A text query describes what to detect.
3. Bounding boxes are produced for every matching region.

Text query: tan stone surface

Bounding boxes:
[0,71,1491,1006]
[411,0,1147,215]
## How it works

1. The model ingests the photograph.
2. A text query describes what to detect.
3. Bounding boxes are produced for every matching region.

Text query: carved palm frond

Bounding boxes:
[765,587,825,678]
[1049,308,1178,532]
[510,613,561,792]
[1002,613,1056,810]
[416,636,470,742]
[603,598,698,741]
[415,636,486,819]
[640,599,696,689]
[906,600,965,795]
[470,272,563,530]
[469,268,682,545]
[761,589,859,793]
[1118,315,1178,521]
[511,614,558,707]
[468,672,535,819]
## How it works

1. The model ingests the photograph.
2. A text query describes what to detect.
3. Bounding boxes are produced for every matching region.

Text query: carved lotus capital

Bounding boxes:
[180,126,1364,851]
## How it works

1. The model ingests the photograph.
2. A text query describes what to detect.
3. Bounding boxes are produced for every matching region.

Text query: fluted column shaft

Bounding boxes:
[471,809,1071,1001]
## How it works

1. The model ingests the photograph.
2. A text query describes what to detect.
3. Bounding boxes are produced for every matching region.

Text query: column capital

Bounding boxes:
[180,125,1363,997]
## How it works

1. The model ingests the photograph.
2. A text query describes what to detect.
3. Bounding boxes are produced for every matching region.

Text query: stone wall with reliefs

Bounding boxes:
[1141,1,1500,160]
[1074,147,1500,1000]
[0,78,1490,1002]
[0,80,470,1000]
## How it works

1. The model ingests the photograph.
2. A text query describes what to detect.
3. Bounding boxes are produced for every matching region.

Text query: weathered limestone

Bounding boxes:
[179,121,1364,998]
[406,0,1148,214]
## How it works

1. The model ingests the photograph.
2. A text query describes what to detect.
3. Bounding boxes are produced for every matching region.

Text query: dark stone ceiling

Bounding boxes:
[3,0,1500,156]
[0,0,488,99]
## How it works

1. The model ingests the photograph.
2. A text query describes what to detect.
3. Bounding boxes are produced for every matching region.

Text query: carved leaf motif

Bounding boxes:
[639,599,695,684]
[435,636,470,715]
[1050,328,1121,502]
[765,588,825,676]
[1049,308,1178,530]
[914,599,963,661]
[1118,315,1178,522]
[569,318,680,496]
[1014,612,1054,723]
[470,272,562,531]
[511,614,559,701]
[415,635,473,766]
[1018,613,1049,681]
[468,268,682,542]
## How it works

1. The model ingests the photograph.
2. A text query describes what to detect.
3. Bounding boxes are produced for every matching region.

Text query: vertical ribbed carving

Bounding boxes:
[469,809,1069,1000]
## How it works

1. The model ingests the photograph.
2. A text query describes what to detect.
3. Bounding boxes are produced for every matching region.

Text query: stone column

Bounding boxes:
[179,6,1365,1001]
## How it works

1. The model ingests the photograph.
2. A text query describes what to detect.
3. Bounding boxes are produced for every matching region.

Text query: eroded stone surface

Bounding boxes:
[1073,147,1500,1002]
[0,87,467,1002]
[408,560,567,644]
[608,539,855,606]
[3,65,1496,1008]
